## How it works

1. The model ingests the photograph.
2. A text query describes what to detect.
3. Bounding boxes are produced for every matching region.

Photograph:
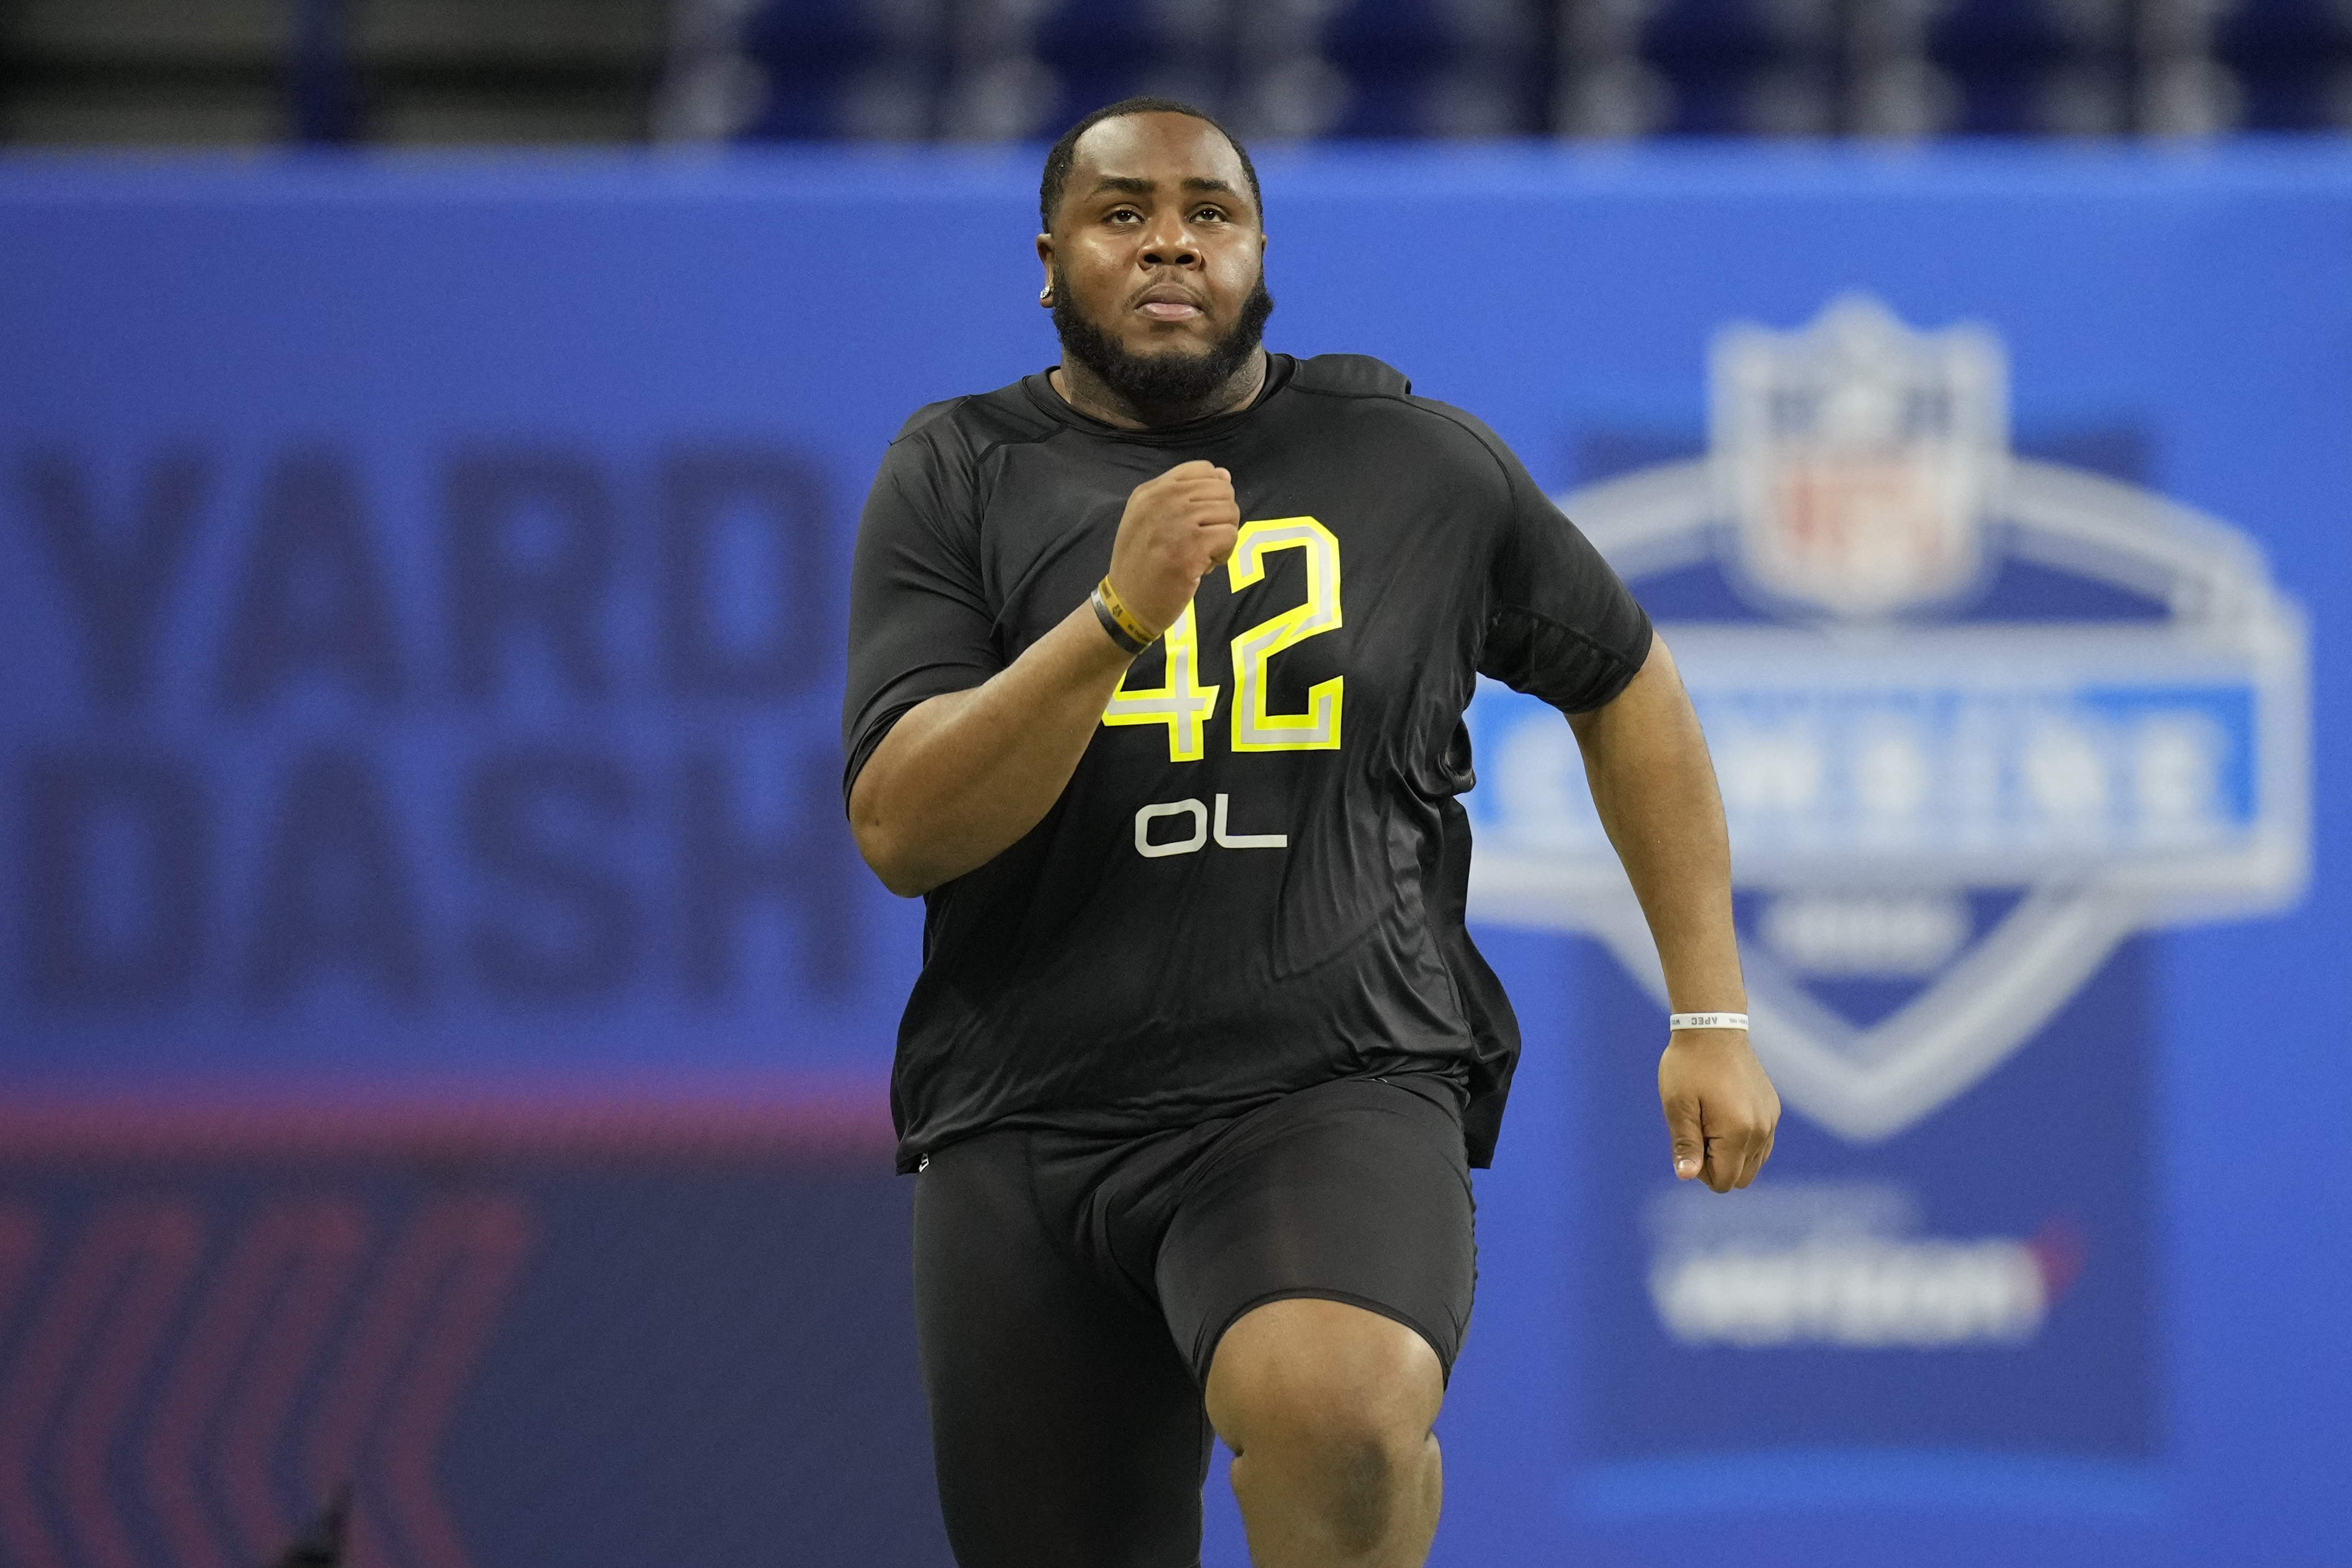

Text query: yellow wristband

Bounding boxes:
[1092,576,1161,651]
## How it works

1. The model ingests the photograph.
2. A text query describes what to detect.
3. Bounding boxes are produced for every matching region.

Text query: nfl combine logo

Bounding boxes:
[1467,299,2306,1394]
[1717,296,2003,619]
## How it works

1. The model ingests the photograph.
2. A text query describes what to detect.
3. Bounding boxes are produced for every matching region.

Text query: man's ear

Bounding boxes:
[1036,233,1057,307]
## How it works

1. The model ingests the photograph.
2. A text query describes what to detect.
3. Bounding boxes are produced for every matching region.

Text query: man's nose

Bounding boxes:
[1138,213,1200,268]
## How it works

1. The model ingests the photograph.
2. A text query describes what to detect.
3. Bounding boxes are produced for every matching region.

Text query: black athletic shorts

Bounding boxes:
[911,1072,1477,1568]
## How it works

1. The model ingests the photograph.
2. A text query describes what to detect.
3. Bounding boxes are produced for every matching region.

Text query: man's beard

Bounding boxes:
[1052,268,1276,426]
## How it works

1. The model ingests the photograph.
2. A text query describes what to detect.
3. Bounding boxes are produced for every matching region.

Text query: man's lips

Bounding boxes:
[1134,285,1206,322]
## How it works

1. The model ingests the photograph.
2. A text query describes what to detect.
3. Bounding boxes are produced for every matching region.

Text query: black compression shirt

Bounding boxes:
[843,352,1652,1172]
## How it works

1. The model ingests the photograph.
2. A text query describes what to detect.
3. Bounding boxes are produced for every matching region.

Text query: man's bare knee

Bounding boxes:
[1233,1393,1420,1544]
[1207,1298,1445,1557]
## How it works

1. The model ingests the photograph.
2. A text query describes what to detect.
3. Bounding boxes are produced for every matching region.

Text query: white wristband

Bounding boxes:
[1669,1012,1748,1032]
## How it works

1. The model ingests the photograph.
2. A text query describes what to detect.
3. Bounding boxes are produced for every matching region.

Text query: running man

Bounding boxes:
[843,98,1779,1568]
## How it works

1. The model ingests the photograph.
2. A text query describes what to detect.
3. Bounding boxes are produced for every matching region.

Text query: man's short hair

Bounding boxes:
[1039,98,1263,233]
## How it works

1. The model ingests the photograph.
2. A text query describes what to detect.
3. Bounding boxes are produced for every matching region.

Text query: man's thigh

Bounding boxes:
[1157,1074,1478,1390]
[913,1130,1212,1568]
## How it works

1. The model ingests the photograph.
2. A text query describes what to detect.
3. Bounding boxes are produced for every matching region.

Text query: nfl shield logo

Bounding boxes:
[1716,295,2005,617]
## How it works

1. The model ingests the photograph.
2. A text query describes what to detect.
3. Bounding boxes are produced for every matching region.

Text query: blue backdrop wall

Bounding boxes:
[1,142,2347,1568]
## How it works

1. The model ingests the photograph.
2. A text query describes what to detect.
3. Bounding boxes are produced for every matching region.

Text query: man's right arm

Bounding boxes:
[849,459,1239,896]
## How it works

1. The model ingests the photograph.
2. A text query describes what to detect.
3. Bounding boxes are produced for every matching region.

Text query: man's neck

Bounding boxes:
[1048,348,1269,431]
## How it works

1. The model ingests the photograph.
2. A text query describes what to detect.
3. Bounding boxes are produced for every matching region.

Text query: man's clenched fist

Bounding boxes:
[1104,460,1241,637]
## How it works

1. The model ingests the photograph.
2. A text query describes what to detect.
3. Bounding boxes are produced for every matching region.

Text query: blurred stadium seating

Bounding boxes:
[668,0,2352,139]
[5,0,2350,146]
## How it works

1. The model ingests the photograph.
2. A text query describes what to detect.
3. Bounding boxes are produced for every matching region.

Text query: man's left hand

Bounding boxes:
[1657,1030,1780,1192]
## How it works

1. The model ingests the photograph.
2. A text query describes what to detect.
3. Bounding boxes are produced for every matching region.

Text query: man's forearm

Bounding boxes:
[1579,635,1779,1190]
[1567,635,1746,1012]
[851,601,1133,896]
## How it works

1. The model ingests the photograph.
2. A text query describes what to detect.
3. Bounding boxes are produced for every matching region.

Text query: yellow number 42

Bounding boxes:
[1102,516,1343,761]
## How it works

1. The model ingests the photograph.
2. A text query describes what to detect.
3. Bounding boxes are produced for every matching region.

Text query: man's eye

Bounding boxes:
[1107,208,1141,223]
[1193,207,1226,223]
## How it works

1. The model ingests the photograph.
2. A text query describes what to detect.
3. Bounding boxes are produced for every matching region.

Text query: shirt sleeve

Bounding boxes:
[840,420,1004,808]
[1471,423,1653,714]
